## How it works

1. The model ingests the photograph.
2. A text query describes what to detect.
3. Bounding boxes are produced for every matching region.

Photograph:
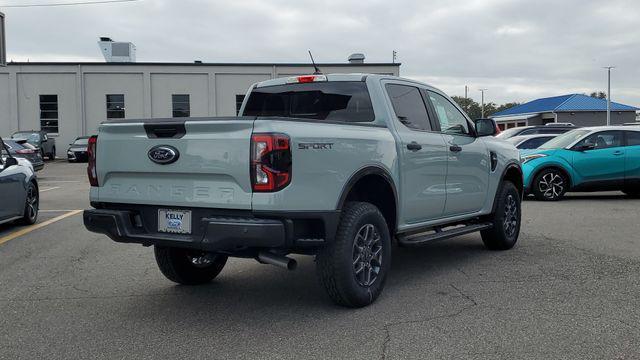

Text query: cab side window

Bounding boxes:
[576,131,623,149]
[385,84,432,131]
[427,91,470,135]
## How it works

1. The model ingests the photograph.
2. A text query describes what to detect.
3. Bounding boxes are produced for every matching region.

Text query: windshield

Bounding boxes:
[539,129,591,149]
[73,138,89,145]
[496,127,528,138]
[12,132,40,143]
[243,81,374,122]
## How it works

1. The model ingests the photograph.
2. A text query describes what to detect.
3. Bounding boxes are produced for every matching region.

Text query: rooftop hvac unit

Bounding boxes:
[0,12,6,67]
[98,37,136,63]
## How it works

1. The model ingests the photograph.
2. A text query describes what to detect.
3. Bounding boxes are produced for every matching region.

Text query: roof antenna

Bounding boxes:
[308,50,322,75]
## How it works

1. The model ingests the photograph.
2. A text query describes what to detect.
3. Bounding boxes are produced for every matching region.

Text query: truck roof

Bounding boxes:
[253,73,437,90]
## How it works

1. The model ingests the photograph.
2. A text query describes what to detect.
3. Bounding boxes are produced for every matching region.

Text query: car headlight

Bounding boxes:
[520,153,547,164]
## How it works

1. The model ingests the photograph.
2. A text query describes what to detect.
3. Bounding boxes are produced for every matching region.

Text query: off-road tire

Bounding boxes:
[481,181,521,250]
[532,168,567,201]
[154,246,227,285]
[316,202,392,308]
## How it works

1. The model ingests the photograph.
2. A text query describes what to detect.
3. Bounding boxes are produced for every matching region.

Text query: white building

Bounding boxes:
[0,61,399,156]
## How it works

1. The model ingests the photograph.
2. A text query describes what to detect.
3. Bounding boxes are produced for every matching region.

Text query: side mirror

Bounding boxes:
[4,157,18,167]
[574,144,595,151]
[474,118,497,137]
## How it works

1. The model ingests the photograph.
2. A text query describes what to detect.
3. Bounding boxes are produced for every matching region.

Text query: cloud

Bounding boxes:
[2,0,639,105]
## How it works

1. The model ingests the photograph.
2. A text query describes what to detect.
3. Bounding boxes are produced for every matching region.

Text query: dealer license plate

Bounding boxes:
[158,209,192,234]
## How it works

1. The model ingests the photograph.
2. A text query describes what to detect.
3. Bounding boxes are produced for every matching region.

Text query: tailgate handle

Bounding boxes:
[144,123,186,139]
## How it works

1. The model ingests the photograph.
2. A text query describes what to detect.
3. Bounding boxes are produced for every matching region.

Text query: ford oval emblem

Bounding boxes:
[148,145,179,165]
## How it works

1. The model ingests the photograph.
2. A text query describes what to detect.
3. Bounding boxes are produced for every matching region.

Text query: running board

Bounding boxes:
[397,223,493,247]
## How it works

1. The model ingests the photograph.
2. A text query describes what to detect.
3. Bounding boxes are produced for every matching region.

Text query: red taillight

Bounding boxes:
[87,135,98,187]
[251,133,291,192]
[16,149,35,154]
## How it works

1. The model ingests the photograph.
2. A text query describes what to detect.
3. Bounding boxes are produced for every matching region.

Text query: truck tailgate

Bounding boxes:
[94,118,254,209]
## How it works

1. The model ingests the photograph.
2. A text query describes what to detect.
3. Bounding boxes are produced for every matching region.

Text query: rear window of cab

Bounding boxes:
[243,81,375,122]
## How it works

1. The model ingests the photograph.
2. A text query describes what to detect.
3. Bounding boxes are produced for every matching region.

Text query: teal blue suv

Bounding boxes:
[522,126,640,200]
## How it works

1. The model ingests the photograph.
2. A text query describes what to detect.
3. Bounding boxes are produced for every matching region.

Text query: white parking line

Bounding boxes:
[0,210,83,246]
[40,186,61,192]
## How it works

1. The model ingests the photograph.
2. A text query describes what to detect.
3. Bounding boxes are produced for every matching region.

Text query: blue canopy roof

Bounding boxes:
[492,94,639,117]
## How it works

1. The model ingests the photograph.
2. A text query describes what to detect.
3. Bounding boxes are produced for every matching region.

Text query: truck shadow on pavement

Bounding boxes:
[120,235,495,317]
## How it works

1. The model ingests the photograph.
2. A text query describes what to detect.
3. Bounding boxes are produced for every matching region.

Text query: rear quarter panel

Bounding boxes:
[251,120,397,211]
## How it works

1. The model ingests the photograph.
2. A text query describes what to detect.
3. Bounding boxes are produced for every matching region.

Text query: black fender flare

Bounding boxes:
[335,165,398,212]
[490,162,523,214]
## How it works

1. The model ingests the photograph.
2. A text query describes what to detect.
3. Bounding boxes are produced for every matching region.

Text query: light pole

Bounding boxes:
[479,88,488,118]
[604,66,615,126]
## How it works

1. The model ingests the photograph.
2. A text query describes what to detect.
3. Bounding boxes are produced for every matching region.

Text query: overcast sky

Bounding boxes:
[2,0,639,105]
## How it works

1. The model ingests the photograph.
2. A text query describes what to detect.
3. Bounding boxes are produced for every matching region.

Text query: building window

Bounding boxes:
[106,94,125,119]
[39,95,59,134]
[236,94,245,115]
[172,94,190,117]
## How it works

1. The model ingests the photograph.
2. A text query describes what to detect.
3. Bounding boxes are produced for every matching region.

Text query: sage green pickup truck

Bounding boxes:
[84,74,523,307]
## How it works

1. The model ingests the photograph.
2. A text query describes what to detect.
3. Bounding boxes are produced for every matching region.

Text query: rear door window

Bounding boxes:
[243,81,374,122]
[385,84,432,131]
[626,131,640,146]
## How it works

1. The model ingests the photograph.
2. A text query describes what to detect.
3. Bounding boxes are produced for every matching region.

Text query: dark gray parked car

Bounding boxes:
[2,140,45,171]
[0,137,39,226]
[67,136,90,162]
[11,130,56,160]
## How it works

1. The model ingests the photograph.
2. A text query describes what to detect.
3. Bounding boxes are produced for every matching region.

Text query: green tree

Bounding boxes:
[452,96,508,119]
[590,91,607,99]
[493,102,520,115]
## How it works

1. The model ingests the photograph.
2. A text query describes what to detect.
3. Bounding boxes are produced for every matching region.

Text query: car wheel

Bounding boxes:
[154,246,227,285]
[481,181,521,250]
[40,148,46,160]
[19,181,39,225]
[49,147,56,160]
[532,168,567,201]
[316,202,392,308]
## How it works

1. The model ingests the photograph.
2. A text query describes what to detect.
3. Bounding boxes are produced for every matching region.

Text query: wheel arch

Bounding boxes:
[531,165,573,190]
[501,162,524,197]
[336,166,398,234]
[489,162,523,214]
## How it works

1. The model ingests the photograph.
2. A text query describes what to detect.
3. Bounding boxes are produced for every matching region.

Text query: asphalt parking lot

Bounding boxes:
[1,161,639,359]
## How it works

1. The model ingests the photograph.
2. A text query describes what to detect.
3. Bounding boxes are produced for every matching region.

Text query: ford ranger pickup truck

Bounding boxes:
[83,74,523,307]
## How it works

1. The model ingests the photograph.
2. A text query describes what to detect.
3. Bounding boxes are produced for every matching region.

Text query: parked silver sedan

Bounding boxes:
[506,134,557,150]
[0,137,39,226]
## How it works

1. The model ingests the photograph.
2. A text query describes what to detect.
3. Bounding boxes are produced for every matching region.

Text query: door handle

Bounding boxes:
[407,142,422,151]
[613,151,624,156]
[449,145,462,153]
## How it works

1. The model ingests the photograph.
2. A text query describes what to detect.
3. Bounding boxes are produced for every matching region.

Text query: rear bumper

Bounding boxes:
[83,204,340,254]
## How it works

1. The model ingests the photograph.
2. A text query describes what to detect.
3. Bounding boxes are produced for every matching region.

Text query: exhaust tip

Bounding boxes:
[257,251,297,271]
